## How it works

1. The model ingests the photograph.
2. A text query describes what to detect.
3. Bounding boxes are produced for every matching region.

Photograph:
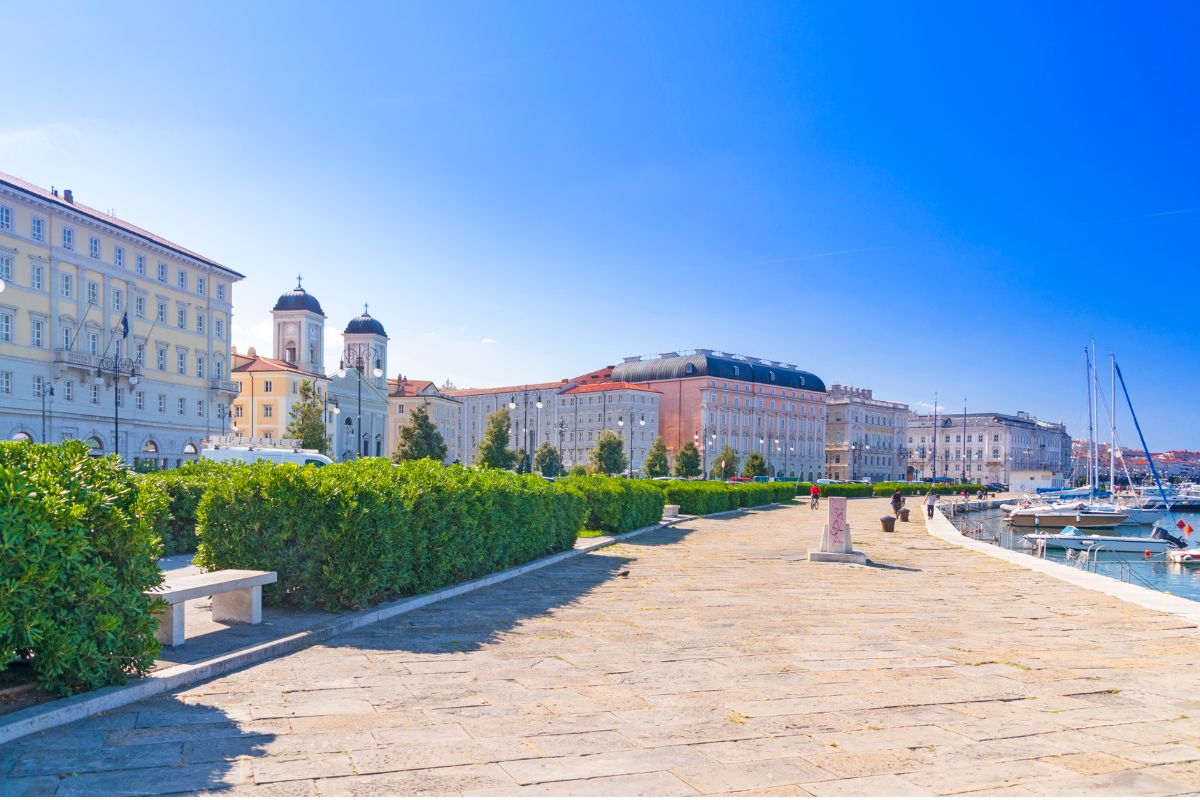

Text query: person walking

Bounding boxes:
[925,490,936,519]
[890,488,903,517]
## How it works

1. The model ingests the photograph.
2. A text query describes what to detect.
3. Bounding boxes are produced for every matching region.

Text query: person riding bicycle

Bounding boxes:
[809,483,821,508]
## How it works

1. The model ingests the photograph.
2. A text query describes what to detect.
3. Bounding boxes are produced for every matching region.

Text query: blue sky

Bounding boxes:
[3,1,1197,448]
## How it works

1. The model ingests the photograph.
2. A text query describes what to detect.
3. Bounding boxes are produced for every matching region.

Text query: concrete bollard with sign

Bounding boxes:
[807,495,867,564]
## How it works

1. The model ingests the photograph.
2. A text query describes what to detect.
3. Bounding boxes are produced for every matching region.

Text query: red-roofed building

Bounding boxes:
[229,346,331,446]
[387,375,461,462]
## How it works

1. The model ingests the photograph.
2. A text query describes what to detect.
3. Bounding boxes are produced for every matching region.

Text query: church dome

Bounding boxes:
[272,277,325,315]
[345,306,387,337]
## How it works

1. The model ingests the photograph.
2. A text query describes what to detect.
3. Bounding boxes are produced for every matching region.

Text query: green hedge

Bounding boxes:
[0,441,164,695]
[140,461,237,555]
[196,459,586,611]
[559,476,665,534]
[871,482,984,497]
[658,480,796,515]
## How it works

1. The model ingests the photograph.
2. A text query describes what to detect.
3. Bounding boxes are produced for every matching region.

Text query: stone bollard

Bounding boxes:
[880,515,896,532]
[663,504,680,518]
[898,507,910,523]
[807,496,867,564]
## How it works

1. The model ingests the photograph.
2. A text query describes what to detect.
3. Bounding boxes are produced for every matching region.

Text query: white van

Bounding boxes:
[201,436,332,467]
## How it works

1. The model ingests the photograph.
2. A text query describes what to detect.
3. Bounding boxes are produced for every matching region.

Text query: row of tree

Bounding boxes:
[283,382,777,479]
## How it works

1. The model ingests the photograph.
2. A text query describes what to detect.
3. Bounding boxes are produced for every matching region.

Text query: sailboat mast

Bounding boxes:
[1084,346,1094,490]
[962,398,967,483]
[1092,340,1100,491]
[1110,354,1116,494]
[931,392,938,480]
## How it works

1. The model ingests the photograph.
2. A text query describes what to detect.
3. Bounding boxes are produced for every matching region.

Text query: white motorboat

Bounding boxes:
[1024,525,1184,554]
[1167,548,1200,566]
[1006,502,1130,528]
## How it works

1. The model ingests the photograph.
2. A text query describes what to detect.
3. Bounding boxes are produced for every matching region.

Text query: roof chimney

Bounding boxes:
[63,189,74,204]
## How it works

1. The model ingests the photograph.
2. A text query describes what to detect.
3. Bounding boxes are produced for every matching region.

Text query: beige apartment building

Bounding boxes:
[824,384,909,482]
[387,376,461,463]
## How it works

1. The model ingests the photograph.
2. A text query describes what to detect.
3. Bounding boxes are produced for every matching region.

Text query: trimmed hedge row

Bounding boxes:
[871,482,985,497]
[139,461,233,555]
[559,476,664,534]
[658,480,797,515]
[0,441,163,695]
[195,459,586,610]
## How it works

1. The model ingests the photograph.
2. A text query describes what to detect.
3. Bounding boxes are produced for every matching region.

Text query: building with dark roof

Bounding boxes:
[610,349,828,479]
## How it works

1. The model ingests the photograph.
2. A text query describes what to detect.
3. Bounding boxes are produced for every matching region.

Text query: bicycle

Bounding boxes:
[810,494,820,510]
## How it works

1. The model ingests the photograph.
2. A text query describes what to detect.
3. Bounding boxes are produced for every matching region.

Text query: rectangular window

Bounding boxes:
[196,399,204,417]
[1,371,13,395]
[177,308,186,328]
[0,312,11,342]
[263,380,273,392]
[156,302,166,323]
[0,255,10,281]
[263,404,273,418]
[62,227,75,250]
[31,264,43,290]
[158,393,166,413]
[114,246,124,268]
[136,391,145,411]
[89,236,100,258]
[177,270,186,290]
[135,296,146,318]
[215,318,223,339]
[115,387,123,408]
[90,384,99,405]
[157,262,167,281]
[136,255,146,275]
[30,216,45,241]
[177,351,186,374]
[64,380,73,401]
[196,313,204,335]
[0,205,11,230]
[61,273,73,298]
[30,319,43,348]
[196,355,205,378]
[216,283,225,301]
[111,288,123,310]
[87,281,98,305]
[234,404,243,418]
[156,346,167,371]
[135,342,144,365]
[86,332,98,355]
[197,277,206,296]
[61,325,71,350]
[178,397,185,415]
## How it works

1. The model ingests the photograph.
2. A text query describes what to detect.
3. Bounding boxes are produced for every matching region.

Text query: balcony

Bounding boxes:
[209,378,240,394]
[52,348,100,371]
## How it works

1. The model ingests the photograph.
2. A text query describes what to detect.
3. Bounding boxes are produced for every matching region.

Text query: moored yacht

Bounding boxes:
[1006,502,1130,528]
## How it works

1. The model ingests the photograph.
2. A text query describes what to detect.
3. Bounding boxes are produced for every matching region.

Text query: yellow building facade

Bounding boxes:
[0,172,243,466]
[229,347,331,446]
[387,377,461,463]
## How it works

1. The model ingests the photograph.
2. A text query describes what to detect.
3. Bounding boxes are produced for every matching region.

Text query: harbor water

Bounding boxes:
[947,506,1200,602]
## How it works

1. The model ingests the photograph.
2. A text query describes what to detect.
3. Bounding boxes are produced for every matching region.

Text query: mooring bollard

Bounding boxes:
[898,507,910,523]
[880,515,896,532]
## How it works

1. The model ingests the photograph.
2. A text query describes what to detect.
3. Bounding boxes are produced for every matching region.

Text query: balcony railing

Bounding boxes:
[52,348,100,370]
[209,379,240,394]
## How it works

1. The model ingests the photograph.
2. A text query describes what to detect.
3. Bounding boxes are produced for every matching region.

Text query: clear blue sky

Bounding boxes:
[3,1,1197,448]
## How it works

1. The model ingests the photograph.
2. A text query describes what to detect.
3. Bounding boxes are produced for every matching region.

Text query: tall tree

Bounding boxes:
[477,408,516,470]
[393,405,447,462]
[591,430,627,476]
[674,441,701,478]
[533,442,562,477]
[743,451,767,477]
[643,436,669,477]
[715,446,739,479]
[284,379,329,454]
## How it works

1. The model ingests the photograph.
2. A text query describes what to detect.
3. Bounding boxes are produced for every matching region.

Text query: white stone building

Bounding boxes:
[327,307,390,460]
[906,410,1071,485]
[824,384,909,482]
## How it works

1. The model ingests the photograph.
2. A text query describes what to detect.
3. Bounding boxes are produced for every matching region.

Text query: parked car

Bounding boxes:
[727,476,751,484]
[751,475,770,483]
[985,482,1007,492]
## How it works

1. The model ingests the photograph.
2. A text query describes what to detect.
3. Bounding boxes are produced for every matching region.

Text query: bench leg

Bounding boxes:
[212,586,262,624]
[154,602,186,647]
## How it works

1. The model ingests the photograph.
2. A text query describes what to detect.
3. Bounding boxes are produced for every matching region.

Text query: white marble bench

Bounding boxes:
[147,569,277,647]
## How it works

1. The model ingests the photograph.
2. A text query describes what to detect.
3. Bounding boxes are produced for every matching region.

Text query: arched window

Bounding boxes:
[182,443,198,455]
[86,436,104,453]
[142,440,159,454]
[11,431,32,442]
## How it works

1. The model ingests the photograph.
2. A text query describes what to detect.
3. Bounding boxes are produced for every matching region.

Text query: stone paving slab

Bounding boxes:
[6,500,1200,795]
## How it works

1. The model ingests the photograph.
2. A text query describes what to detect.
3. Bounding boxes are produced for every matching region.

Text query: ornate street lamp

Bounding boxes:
[338,343,383,458]
[95,356,139,460]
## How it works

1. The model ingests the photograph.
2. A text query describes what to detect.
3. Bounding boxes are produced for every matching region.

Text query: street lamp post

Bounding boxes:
[617,414,645,477]
[95,356,139,461]
[40,384,55,443]
[338,344,383,458]
[533,396,543,467]
[216,403,232,435]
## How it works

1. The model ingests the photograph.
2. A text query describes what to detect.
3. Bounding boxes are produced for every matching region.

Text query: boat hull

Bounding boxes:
[1024,533,1173,553]
[1007,511,1129,528]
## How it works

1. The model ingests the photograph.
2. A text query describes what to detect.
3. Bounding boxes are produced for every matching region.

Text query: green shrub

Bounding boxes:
[196,460,586,611]
[140,461,240,555]
[0,441,164,695]
[559,476,664,533]
[871,482,983,497]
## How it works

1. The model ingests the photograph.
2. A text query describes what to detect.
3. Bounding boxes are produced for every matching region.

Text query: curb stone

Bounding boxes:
[0,502,784,745]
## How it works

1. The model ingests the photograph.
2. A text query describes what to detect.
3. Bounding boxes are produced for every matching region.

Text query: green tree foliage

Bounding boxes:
[569,464,588,477]
[674,441,701,478]
[393,405,448,463]
[715,446,739,479]
[477,408,516,470]
[590,430,627,476]
[284,379,330,454]
[533,442,562,477]
[742,451,767,477]
[559,476,664,533]
[643,436,669,478]
[0,441,164,694]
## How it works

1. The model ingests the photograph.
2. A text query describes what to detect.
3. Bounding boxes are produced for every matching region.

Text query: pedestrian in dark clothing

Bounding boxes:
[890,489,903,517]
[925,490,936,519]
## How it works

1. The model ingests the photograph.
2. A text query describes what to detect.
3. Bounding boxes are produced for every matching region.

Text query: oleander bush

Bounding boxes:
[195,459,586,611]
[0,440,164,695]
[871,482,984,497]
[559,476,665,534]
[141,461,243,555]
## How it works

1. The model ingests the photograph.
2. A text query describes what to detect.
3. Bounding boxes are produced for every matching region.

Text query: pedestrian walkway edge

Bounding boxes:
[926,506,1200,628]
[0,516,691,746]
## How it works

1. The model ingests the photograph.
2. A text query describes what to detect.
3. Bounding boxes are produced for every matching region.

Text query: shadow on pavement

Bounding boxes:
[0,697,270,796]
[864,559,922,572]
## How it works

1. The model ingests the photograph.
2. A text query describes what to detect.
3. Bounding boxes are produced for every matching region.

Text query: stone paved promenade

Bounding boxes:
[6,500,1200,796]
